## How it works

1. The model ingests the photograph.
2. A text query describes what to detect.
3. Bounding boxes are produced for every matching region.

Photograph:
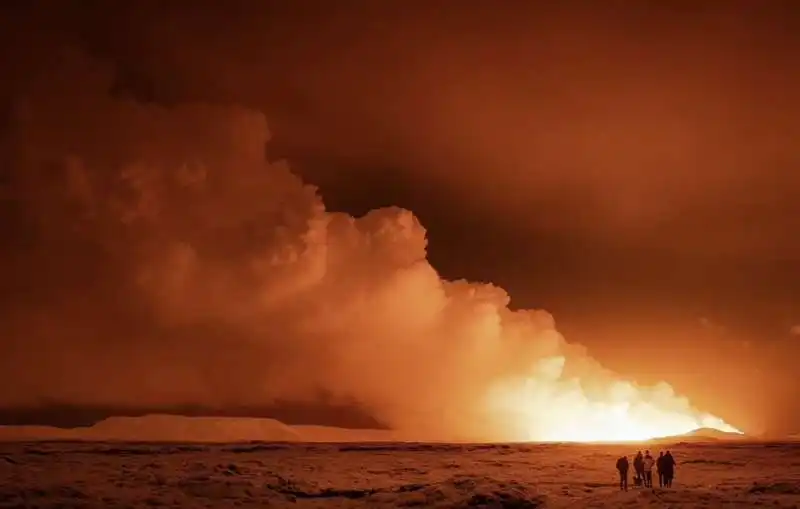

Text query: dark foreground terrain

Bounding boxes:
[1,440,798,508]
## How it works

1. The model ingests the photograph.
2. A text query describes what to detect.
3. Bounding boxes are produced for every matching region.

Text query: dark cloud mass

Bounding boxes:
[0,47,580,440]
[0,1,799,437]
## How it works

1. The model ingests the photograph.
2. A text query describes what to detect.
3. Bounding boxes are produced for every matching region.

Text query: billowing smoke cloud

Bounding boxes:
[0,48,737,441]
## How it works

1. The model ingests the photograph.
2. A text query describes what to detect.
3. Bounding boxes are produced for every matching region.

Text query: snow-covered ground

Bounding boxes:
[1,438,798,508]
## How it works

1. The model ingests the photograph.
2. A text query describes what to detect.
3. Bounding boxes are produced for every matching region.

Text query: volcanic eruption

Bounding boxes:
[0,48,742,443]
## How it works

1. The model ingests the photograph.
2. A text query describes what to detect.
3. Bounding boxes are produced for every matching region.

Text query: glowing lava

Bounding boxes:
[486,356,742,442]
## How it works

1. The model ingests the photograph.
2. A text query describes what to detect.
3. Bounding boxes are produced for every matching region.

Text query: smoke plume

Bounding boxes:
[0,48,737,441]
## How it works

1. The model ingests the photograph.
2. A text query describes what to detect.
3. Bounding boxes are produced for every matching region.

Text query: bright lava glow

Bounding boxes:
[485,356,742,442]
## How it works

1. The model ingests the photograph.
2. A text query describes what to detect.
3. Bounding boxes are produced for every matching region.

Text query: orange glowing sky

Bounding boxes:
[0,1,799,438]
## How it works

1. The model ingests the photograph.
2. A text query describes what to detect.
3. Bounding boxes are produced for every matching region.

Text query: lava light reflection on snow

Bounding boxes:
[487,356,742,442]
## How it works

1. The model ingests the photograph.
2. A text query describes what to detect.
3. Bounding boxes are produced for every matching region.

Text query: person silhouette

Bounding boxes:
[642,450,655,488]
[615,455,630,491]
[656,451,665,487]
[633,450,644,486]
[662,450,676,487]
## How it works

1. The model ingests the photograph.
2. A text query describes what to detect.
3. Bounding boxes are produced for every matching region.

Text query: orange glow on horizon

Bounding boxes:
[484,356,742,443]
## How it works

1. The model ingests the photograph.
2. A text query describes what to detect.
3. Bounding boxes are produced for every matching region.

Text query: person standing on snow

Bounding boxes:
[656,451,665,487]
[642,450,655,488]
[615,455,630,491]
[662,450,676,487]
[633,451,644,486]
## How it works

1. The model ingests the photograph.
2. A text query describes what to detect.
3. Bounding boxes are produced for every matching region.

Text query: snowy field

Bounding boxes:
[1,440,799,508]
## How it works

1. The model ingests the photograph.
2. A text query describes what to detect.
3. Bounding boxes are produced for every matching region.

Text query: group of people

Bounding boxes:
[614,450,676,491]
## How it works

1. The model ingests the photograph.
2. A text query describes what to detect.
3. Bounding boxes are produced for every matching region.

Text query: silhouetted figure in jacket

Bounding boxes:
[642,451,655,488]
[662,450,676,487]
[615,455,629,491]
[633,451,644,486]
[656,451,665,487]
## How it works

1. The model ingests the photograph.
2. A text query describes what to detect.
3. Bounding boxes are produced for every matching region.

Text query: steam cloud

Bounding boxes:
[0,49,733,441]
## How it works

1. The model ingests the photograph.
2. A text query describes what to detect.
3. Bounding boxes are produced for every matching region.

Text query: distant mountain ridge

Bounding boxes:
[652,427,750,443]
[0,415,302,442]
[0,416,772,443]
[0,414,404,443]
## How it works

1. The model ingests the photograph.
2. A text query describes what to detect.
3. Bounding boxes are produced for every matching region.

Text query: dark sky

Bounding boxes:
[0,0,799,437]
